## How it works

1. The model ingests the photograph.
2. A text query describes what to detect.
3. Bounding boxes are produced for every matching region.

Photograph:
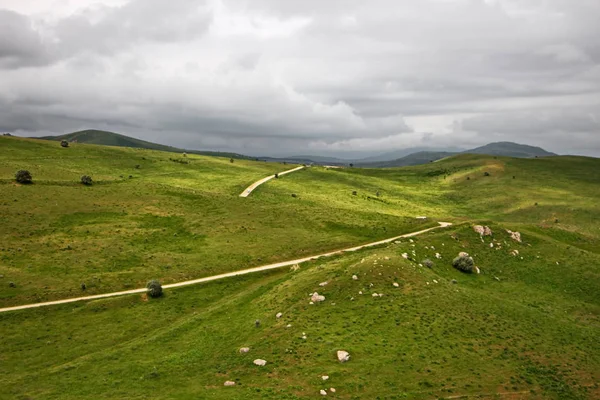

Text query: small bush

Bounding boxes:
[80,175,93,185]
[484,171,490,177]
[291,193,297,198]
[230,158,234,163]
[60,140,69,148]
[422,259,434,268]
[274,173,279,179]
[146,280,163,298]
[466,176,470,180]
[15,170,32,184]
[352,191,357,196]
[452,255,474,273]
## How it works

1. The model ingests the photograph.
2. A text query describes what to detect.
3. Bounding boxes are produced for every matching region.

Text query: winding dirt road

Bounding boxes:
[0,222,451,314]
[239,166,305,197]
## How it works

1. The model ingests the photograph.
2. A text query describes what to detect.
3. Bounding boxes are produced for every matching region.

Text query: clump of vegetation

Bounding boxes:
[135,164,140,169]
[146,280,163,298]
[15,170,32,184]
[452,255,474,273]
[182,152,187,158]
[352,191,357,196]
[484,171,490,176]
[9,282,16,288]
[422,259,434,268]
[230,158,234,163]
[60,140,69,148]
[291,193,297,198]
[466,176,470,180]
[274,173,279,179]
[80,175,93,185]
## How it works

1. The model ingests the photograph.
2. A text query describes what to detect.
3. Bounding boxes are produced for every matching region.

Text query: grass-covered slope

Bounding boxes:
[37,129,250,159]
[1,223,598,399]
[0,136,433,306]
[0,137,598,399]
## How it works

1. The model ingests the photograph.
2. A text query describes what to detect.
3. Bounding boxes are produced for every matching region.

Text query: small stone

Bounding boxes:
[239,347,250,353]
[320,389,327,396]
[319,281,328,287]
[433,279,438,284]
[352,275,358,280]
[337,350,350,362]
[322,375,329,381]
[451,279,457,284]
[393,282,399,287]
[372,293,379,297]
[475,266,481,274]
[224,381,236,386]
[276,312,283,319]
[253,359,267,366]
[286,324,292,328]
[402,253,408,259]
[330,388,336,393]
[311,292,326,302]
[459,252,469,257]
[358,291,362,295]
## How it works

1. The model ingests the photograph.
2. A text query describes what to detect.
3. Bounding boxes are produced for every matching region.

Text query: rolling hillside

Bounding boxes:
[37,129,251,159]
[1,136,598,399]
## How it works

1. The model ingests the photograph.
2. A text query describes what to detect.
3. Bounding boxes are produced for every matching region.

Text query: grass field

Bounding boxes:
[1,136,599,399]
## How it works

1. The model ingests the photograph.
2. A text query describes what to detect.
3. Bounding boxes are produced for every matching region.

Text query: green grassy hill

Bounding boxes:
[0,136,598,399]
[37,129,251,159]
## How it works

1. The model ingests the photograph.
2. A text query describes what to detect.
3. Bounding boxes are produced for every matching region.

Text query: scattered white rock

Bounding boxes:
[506,230,522,242]
[372,293,379,297]
[435,253,441,259]
[253,359,267,366]
[337,350,351,363]
[330,388,336,393]
[352,275,358,280]
[510,249,519,256]
[359,291,363,295]
[473,225,485,235]
[302,335,307,340]
[490,242,494,248]
[309,301,314,305]
[319,281,329,287]
[416,216,427,220]
[290,264,300,271]
[239,347,250,354]
[322,375,329,381]
[385,256,390,260]
[320,389,327,396]
[276,312,283,319]
[433,279,438,284]
[311,292,326,302]
[393,282,400,287]
[475,266,481,274]
[409,239,414,243]
[286,324,292,328]
[224,381,236,386]
[401,253,409,259]
[459,252,469,257]
[484,226,493,236]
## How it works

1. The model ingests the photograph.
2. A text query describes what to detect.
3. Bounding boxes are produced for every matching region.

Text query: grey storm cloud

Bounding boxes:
[1,0,599,157]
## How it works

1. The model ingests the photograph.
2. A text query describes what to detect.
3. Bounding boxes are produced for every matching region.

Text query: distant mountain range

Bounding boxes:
[359,142,557,168]
[32,130,557,167]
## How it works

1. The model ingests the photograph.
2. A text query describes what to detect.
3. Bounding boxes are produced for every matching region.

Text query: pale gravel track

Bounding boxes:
[0,222,451,314]
[239,166,305,197]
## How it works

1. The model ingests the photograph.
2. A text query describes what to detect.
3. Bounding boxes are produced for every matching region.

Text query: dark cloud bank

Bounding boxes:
[1,0,599,157]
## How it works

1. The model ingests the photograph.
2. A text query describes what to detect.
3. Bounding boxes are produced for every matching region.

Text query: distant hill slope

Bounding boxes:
[359,142,556,168]
[466,141,556,158]
[37,129,251,159]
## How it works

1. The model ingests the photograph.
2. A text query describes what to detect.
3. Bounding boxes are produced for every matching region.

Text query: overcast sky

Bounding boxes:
[1,0,599,157]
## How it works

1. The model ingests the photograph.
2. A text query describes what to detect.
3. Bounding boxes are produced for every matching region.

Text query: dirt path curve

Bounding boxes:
[239,166,305,197]
[0,222,451,314]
